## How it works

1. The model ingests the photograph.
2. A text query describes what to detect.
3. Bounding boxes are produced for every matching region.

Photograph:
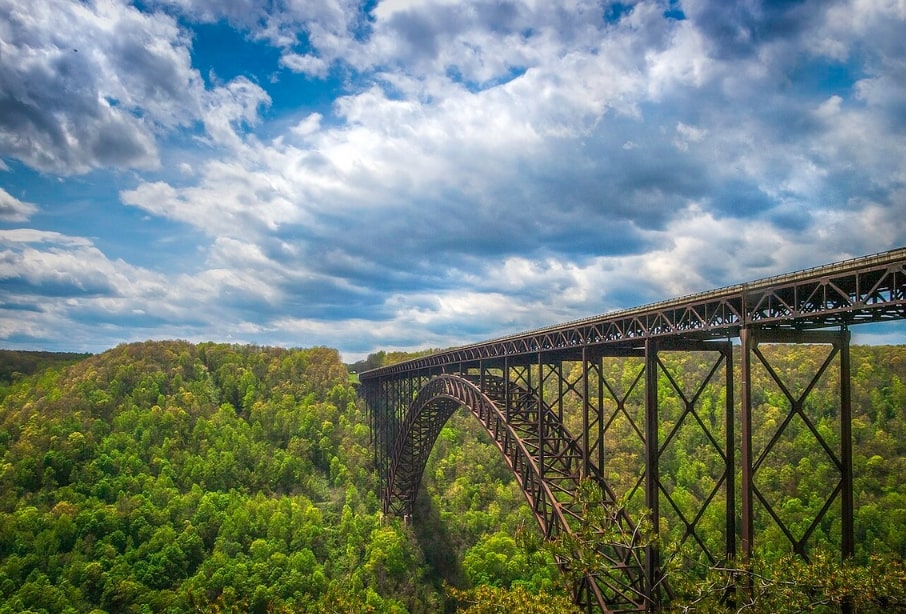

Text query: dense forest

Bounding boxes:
[0,350,91,386]
[0,341,904,612]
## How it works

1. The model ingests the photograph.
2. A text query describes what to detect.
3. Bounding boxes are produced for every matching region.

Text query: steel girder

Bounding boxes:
[739,328,855,562]
[362,249,905,611]
[383,372,652,612]
[361,247,905,378]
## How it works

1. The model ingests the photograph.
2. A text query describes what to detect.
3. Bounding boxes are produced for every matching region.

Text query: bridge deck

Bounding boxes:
[361,247,906,377]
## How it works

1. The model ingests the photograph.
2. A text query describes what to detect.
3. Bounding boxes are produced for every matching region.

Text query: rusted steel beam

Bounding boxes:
[644,340,661,607]
[737,327,854,561]
[361,248,905,379]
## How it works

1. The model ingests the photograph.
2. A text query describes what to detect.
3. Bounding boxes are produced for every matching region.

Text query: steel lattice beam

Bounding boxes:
[363,249,906,612]
[362,248,905,378]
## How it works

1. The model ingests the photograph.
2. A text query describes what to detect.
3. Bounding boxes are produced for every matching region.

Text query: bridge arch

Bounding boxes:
[384,373,651,612]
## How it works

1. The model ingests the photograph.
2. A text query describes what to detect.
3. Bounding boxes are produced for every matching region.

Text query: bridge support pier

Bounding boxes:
[740,326,854,562]
[574,339,736,607]
[644,340,661,606]
[642,338,736,605]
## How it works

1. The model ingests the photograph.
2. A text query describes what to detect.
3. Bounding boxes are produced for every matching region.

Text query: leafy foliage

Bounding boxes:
[445,584,581,614]
[0,349,90,388]
[413,409,562,594]
[668,552,906,612]
[0,341,435,613]
[0,342,904,613]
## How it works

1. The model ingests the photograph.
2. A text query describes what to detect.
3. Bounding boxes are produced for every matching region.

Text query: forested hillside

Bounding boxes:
[0,341,905,613]
[0,342,455,613]
[0,350,91,387]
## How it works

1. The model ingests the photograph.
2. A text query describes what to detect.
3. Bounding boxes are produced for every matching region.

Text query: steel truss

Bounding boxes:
[362,248,906,612]
[740,328,854,561]
[383,369,652,612]
[366,248,905,376]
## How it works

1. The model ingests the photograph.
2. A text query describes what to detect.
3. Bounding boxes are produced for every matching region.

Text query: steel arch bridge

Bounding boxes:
[360,247,906,612]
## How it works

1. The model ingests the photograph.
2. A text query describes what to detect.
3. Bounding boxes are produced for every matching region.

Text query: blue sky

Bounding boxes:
[1,0,904,360]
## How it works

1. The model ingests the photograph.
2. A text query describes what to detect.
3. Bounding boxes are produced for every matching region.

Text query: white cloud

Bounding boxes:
[280,52,331,77]
[202,77,271,148]
[645,15,713,98]
[673,121,708,152]
[372,0,442,20]
[0,189,38,222]
[114,0,904,345]
[0,229,93,248]
[0,0,285,174]
[0,0,199,173]
[2,0,906,356]
[290,113,324,139]
[0,229,138,300]
[0,227,305,350]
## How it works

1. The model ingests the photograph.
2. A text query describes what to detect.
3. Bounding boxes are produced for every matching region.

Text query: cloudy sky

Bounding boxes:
[1,0,904,360]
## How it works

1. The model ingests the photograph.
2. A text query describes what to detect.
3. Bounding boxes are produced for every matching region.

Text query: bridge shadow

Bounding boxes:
[411,487,465,612]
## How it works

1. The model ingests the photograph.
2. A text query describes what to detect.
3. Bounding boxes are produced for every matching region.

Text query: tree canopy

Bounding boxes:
[0,341,904,612]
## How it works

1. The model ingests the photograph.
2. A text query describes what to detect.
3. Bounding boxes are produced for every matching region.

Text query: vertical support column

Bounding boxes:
[368,382,379,497]
[538,352,545,484]
[381,380,388,495]
[597,356,605,474]
[724,341,737,561]
[582,346,590,480]
[644,339,660,604]
[739,327,755,561]
[840,327,854,560]
[380,379,391,515]
[739,327,855,564]
[504,356,511,422]
[378,381,385,491]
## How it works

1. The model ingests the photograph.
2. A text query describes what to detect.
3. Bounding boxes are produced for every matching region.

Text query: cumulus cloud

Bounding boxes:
[0,227,300,350]
[0,229,140,298]
[112,0,904,342]
[0,0,194,173]
[202,77,271,148]
[2,0,906,355]
[150,0,369,76]
[0,189,38,222]
[0,0,277,174]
